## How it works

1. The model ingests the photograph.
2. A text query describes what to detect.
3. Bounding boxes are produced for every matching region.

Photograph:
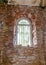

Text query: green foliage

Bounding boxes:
[0,0,8,3]
[39,1,42,7]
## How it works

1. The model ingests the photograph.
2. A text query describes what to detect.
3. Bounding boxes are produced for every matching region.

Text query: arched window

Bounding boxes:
[14,18,32,46]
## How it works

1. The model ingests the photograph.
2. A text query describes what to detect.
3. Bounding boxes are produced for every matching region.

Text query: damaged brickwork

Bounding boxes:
[0,4,46,65]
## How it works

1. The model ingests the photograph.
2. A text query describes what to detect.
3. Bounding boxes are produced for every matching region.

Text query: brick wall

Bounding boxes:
[43,8,46,64]
[0,4,46,65]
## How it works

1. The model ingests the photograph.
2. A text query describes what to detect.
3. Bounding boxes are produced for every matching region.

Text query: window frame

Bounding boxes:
[13,17,33,47]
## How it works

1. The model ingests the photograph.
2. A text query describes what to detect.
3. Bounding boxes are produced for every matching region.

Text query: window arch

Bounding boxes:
[14,18,32,46]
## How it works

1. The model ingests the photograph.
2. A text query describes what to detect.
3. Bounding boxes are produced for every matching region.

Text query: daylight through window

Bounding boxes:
[14,18,32,46]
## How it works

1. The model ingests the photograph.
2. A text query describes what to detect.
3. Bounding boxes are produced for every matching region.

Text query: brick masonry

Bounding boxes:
[0,4,46,65]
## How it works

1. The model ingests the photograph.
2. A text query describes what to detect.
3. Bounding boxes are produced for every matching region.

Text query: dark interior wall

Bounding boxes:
[0,4,46,65]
